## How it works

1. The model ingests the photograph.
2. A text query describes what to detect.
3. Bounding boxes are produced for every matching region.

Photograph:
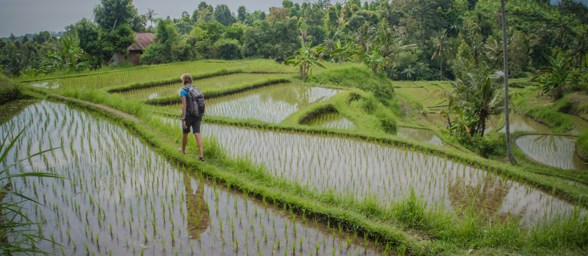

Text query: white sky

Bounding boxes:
[0,0,333,37]
[1,0,586,37]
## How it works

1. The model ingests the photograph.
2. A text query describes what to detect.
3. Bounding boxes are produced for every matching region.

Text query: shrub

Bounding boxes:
[577,131,588,161]
[0,75,21,104]
[309,66,394,102]
[528,107,574,133]
[214,39,243,60]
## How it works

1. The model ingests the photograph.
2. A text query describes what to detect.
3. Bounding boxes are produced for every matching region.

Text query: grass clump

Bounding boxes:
[308,66,394,103]
[527,107,574,133]
[0,74,21,104]
[577,131,588,161]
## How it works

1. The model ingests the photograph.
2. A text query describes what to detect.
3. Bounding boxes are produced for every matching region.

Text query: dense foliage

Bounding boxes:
[0,0,586,80]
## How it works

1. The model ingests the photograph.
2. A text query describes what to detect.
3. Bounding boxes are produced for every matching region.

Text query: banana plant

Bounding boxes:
[286,42,326,81]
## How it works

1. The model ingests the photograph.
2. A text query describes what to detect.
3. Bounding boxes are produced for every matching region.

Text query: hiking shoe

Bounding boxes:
[199,156,205,162]
[178,148,185,154]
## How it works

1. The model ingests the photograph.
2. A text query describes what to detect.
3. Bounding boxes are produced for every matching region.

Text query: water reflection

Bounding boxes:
[199,124,583,226]
[515,135,587,170]
[29,81,60,89]
[183,174,210,239]
[397,127,444,146]
[306,112,356,130]
[205,83,340,123]
[0,101,382,255]
[448,176,515,221]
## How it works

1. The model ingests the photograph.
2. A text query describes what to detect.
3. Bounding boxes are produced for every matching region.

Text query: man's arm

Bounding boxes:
[181,96,187,119]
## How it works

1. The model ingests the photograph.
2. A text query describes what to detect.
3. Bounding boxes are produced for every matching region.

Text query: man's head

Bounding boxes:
[181,73,192,85]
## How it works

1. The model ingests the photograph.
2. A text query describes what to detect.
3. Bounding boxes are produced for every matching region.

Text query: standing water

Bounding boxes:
[0,101,382,255]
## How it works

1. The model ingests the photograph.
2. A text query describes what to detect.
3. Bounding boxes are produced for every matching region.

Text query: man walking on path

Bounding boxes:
[178,73,205,161]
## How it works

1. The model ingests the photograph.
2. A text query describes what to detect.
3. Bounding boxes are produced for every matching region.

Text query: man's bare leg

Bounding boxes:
[181,133,188,153]
[194,133,204,159]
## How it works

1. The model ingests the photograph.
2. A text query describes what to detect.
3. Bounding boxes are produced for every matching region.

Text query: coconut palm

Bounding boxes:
[431,28,448,80]
[447,72,503,137]
[537,50,572,100]
[146,8,157,29]
[500,0,516,164]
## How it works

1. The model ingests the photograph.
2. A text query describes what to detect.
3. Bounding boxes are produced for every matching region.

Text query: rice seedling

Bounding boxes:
[203,123,583,226]
[0,101,382,255]
[155,83,340,123]
[120,73,287,101]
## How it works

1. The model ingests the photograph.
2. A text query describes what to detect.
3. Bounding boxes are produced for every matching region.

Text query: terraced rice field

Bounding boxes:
[306,112,356,130]
[397,127,444,146]
[119,73,288,101]
[159,119,583,226]
[515,135,588,170]
[157,83,341,123]
[0,101,383,255]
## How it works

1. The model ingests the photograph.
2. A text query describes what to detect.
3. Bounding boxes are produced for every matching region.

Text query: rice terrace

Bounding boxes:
[1,0,588,255]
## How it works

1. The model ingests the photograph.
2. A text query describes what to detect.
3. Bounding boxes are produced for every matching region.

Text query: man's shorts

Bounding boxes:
[182,116,202,134]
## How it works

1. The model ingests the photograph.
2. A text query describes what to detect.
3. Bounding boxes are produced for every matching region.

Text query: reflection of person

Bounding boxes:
[178,73,204,161]
[184,175,210,239]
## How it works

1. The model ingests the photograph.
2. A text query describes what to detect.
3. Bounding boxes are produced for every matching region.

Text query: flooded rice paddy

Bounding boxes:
[159,83,340,123]
[515,135,588,170]
[498,113,551,134]
[0,101,382,255]
[305,112,356,130]
[193,123,583,226]
[397,127,444,146]
[120,73,287,101]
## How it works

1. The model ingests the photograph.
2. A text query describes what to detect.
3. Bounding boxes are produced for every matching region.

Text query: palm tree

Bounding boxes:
[146,9,157,29]
[500,0,516,164]
[537,51,571,101]
[401,65,416,80]
[431,28,448,80]
[447,72,502,137]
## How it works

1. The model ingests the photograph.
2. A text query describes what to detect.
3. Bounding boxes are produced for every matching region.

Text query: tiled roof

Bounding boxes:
[128,32,155,51]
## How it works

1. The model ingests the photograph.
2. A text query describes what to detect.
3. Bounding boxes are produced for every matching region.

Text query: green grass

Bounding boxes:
[22,59,296,91]
[0,74,21,104]
[511,86,578,133]
[145,78,291,105]
[577,131,588,161]
[308,65,395,103]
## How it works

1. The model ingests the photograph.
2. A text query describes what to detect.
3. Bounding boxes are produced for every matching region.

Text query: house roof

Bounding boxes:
[128,32,155,51]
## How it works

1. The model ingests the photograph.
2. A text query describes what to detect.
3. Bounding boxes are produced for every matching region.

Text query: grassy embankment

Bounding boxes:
[18,59,588,255]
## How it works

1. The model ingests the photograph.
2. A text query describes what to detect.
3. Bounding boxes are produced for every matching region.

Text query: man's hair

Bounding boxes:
[181,73,192,85]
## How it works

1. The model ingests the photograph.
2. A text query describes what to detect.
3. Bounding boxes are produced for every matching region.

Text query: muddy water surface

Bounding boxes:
[0,101,382,255]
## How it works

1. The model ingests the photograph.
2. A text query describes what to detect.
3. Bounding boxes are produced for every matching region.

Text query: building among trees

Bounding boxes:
[112,32,155,65]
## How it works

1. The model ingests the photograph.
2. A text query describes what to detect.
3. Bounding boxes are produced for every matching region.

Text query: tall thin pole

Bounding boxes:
[501,0,517,164]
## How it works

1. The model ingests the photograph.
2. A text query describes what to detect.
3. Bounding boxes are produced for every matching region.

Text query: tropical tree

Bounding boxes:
[93,0,141,63]
[286,42,325,81]
[536,50,572,100]
[447,72,502,137]
[53,33,86,71]
[146,8,157,28]
[431,28,448,80]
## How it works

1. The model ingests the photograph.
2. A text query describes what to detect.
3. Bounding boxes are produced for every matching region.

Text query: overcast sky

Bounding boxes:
[0,0,336,37]
[1,0,586,37]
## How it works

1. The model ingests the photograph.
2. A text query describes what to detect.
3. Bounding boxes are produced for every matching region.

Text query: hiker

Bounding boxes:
[178,73,205,161]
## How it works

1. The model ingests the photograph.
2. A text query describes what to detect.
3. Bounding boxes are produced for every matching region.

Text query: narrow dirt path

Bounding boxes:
[51,94,141,123]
